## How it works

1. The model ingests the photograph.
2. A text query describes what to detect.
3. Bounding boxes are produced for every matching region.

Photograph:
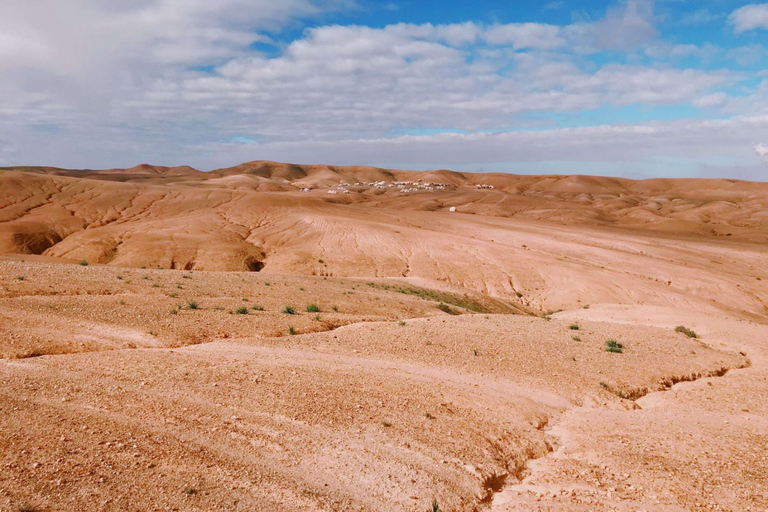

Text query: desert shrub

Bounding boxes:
[251,305,264,311]
[288,326,296,335]
[236,307,248,315]
[674,325,698,339]
[187,301,199,310]
[282,306,296,315]
[605,340,624,353]
[569,324,579,330]
[306,304,320,313]
[78,260,88,266]
[436,303,459,315]
[332,305,339,312]
[428,499,440,512]
[572,335,581,341]
[17,276,24,281]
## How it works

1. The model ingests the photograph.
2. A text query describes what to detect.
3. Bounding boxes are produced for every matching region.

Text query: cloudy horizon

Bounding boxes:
[1,0,768,180]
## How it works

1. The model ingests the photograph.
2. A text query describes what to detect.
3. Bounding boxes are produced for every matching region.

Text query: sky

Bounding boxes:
[1,0,768,179]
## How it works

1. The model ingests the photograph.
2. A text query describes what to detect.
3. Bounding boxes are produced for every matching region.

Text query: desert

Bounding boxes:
[0,162,766,511]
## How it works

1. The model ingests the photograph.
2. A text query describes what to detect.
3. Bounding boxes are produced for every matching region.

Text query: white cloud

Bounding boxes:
[0,0,763,181]
[729,4,768,33]
[484,23,564,49]
[756,143,768,165]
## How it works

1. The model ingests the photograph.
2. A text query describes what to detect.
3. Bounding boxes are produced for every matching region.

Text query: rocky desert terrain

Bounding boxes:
[0,161,766,511]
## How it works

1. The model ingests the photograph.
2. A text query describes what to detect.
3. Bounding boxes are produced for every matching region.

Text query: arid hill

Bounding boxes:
[1,162,767,511]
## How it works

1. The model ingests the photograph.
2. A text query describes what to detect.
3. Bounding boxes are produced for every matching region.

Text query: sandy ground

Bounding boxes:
[0,165,767,511]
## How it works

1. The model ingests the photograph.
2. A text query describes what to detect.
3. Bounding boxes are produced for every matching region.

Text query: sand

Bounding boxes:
[0,163,766,511]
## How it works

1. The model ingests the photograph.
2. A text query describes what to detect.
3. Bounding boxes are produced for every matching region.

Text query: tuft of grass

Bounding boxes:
[314,314,321,321]
[399,320,406,326]
[169,293,178,298]
[251,305,264,311]
[17,276,25,281]
[436,303,457,315]
[183,485,198,496]
[306,304,320,313]
[264,282,271,286]
[119,299,126,305]
[572,335,581,342]
[170,307,178,315]
[288,326,296,335]
[332,305,338,312]
[176,283,183,289]
[282,306,296,315]
[569,324,580,330]
[116,275,123,280]
[236,307,249,315]
[605,339,624,353]
[78,260,89,266]
[674,325,698,339]
[182,274,192,279]
[428,499,441,512]
[187,301,199,310]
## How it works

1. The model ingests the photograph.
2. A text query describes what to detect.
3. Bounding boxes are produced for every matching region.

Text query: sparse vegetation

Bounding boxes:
[17,276,24,280]
[236,307,248,315]
[251,304,264,311]
[605,339,624,353]
[436,303,460,315]
[314,314,321,321]
[182,274,192,279]
[183,485,198,496]
[119,299,126,305]
[170,307,178,315]
[332,305,338,312]
[264,282,271,286]
[569,324,579,330]
[674,325,698,339]
[78,260,88,266]
[282,306,296,315]
[116,275,123,280]
[288,326,296,335]
[381,420,392,427]
[306,304,320,313]
[399,320,406,326]
[572,335,581,341]
[428,499,441,512]
[169,293,178,298]
[176,283,183,289]
[187,301,199,310]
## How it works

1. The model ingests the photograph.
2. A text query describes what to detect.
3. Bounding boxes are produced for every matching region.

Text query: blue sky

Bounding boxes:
[1,0,767,179]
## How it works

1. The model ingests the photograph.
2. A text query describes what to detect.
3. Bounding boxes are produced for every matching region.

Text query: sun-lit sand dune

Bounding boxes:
[0,163,766,511]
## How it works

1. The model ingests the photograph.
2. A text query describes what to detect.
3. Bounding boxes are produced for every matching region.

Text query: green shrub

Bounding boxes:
[605,340,624,353]
[306,304,320,313]
[187,301,199,310]
[282,306,296,315]
[569,324,579,330]
[78,260,88,266]
[251,305,264,311]
[288,326,296,335]
[236,307,248,315]
[674,325,698,339]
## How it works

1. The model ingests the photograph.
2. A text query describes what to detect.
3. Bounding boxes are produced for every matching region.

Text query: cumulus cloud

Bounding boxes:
[0,0,763,180]
[729,4,768,33]
[756,143,768,165]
